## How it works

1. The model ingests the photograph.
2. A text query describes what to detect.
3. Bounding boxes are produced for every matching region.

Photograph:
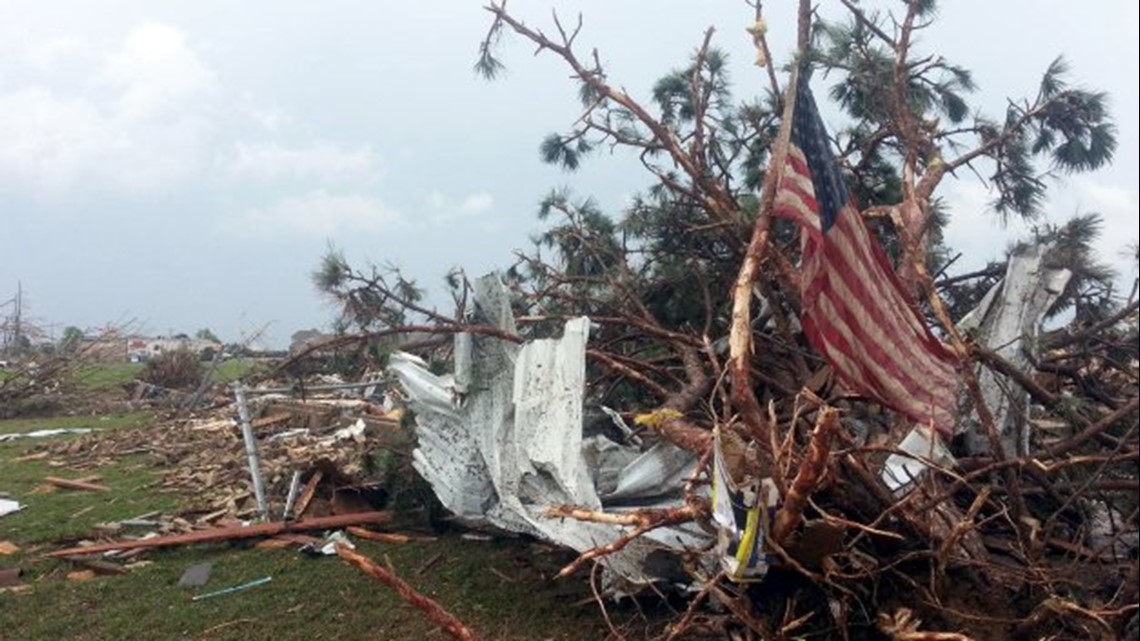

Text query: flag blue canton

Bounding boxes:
[789,79,849,232]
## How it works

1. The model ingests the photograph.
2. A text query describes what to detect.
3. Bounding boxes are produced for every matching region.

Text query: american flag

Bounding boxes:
[773,76,960,437]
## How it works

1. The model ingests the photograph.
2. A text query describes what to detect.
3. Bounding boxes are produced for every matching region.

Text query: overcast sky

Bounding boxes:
[2,1,1136,348]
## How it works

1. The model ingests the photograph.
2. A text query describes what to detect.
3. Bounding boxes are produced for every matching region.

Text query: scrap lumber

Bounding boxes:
[194,508,230,526]
[38,399,401,524]
[45,511,392,558]
[0,567,23,588]
[254,538,295,550]
[336,544,484,641]
[290,470,324,518]
[45,476,111,492]
[251,413,292,429]
[346,526,413,544]
[63,556,129,575]
[254,533,323,549]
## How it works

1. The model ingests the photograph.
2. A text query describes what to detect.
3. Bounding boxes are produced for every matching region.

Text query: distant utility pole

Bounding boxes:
[12,281,21,350]
[1,282,25,355]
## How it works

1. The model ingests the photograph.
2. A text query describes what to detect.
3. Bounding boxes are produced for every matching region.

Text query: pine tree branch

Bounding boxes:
[1045,300,1139,350]
[751,1,783,101]
[1042,396,1139,459]
[277,323,524,373]
[688,27,717,179]
[837,0,897,48]
[727,0,812,462]
[587,349,672,402]
[482,3,741,224]
[336,545,483,641]
[772,406,840,543]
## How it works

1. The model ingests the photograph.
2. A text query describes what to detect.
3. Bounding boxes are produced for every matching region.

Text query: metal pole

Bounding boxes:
[233,385,268,521]
[191,576,273,601]
[281,470,302,521]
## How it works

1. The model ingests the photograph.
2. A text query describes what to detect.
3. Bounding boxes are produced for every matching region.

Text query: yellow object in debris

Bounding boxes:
[633,408,683,430]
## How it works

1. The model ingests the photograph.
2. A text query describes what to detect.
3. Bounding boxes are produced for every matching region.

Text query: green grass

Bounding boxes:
[69,358,262,392]
[0,412,153,436]
[0,537,631,641]
[210,359,264,385]
[0,413,674,641]
[1,413,165,544]
[73,363,143,392]
[0,456,174,548]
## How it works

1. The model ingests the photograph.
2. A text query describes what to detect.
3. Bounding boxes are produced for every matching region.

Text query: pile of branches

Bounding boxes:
[0,357,73,418]
[0,335,116,418]
[140,349,205,390]
[290,2,1138,639]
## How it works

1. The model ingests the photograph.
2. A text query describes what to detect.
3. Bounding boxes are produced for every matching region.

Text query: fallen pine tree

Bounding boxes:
[286,2,1139,639]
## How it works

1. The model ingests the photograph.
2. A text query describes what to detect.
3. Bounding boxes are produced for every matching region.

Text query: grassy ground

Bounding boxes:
[0,410,667,641]
[210,358,263,384]
[0,535,621,641]
[0,411,152,436]
[73,363,144,392]
[0,412,168,543]
[71,358,263,392]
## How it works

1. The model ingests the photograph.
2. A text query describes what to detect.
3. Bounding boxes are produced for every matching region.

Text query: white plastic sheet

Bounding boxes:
[0,428,97,442]
[0,498,21,518]
[881,424,955,494]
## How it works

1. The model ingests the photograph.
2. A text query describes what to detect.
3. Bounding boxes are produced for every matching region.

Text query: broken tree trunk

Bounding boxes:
[336,544,484,641]
[772,407,839,543]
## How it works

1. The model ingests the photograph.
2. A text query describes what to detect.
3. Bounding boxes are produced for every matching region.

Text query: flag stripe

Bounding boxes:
[777,167,956,389]
[812,292,955,423]
[802,304,955,427]
[806,214,956,387]
[825,191,941,343]
[827,210,956,363]
[815,263,957,398]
